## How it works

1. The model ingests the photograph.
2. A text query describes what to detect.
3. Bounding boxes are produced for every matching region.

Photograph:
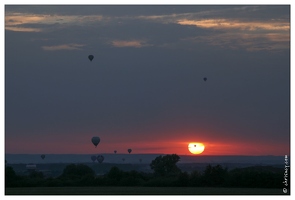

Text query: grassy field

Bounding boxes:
[5,186,288,195]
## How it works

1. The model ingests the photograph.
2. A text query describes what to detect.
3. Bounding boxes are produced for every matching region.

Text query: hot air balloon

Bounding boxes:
[128,149,132,154]
[91,136,100,148]
[97,155,104,163]
[41,154,45,160]
[114,150,117,154]
[91,155,96,162]
[203,77,207,81]
[88,55,94,61]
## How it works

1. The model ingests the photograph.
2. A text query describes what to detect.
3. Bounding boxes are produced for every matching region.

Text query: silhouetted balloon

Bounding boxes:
[91,136,100,148]
[114,150,117,154]
[41,154,45,160]
[97,155,104,163]
[91,155,96,162]
[88,55,94,61]
[203,77,207,81]
[128,149,132,154]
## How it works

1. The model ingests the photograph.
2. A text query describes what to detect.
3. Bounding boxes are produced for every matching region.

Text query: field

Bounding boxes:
[5,186,287,195]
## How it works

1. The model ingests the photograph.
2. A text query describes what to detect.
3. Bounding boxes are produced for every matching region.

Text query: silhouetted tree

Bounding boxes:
[150,154,181,177]
[226,166,283,188]
[176,172,190,186]
[104,166,124,185]
[107,166,123,181]
[29,171,44,179]
[5,166,17,187]
[202,164,228,186]
[189,170,202,186]
[59,164,95,180]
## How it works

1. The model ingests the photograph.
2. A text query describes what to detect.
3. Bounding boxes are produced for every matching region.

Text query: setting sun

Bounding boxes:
[188,143,205,154]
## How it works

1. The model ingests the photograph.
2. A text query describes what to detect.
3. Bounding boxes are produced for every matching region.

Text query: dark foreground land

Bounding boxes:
[5,186,287,195]
[6,155,289,195]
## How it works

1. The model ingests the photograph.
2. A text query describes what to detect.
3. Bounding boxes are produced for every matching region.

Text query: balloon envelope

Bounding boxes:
[114,150,117,154]
[97,155,104,163]
[91,136,100,147]
[128,149,132,154]
[91,155,96,162]
[203,77,207,81]
[88,55,94,61]
[41,154,45,159]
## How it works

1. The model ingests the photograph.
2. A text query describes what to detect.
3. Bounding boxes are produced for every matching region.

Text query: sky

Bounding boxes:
[3,3,291,156]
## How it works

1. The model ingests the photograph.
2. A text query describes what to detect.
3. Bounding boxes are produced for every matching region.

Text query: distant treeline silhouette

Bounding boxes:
[5,154,285,188]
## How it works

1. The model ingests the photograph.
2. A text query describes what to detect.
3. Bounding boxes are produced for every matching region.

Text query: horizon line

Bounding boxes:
[5,153,287,157]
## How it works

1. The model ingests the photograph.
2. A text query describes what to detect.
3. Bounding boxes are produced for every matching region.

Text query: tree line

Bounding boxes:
[5,154,285,188]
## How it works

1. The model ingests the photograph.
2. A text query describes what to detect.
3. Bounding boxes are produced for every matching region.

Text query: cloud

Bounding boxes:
[5,14,47,25]
[135,7,289,52]
[5,7,289,52]
[5,12,104,32]
[182,32,289,52]
[111,40,151,48]
[177,19,289,31]
[42,43,85,51]
[5,26,42,32]
[5,13,47,32]
[175,18,289,52]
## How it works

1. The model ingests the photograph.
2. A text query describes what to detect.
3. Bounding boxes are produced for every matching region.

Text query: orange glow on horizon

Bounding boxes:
[5,133,289,156]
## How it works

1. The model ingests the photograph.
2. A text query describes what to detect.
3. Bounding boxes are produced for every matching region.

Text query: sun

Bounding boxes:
[188,143,205,154]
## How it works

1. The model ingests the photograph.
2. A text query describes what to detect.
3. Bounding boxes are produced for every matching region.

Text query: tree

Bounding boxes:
[5,166,16,187]
[176,172,190,186]
[202,164,228,186]
[150,154,181,177]
[60,164,95,180]
[189,170,202,186]
[29,171,44,179]
[107,166,123,181]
